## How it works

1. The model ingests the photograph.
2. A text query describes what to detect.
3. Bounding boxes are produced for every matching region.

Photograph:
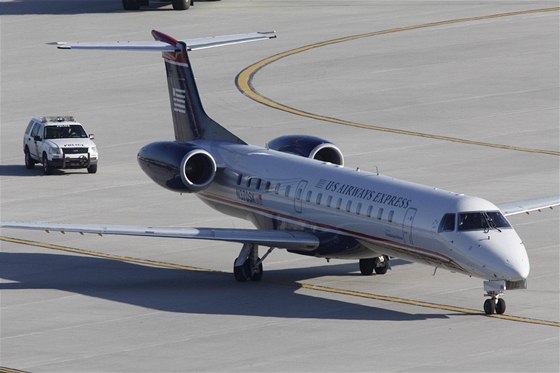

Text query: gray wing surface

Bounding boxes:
[497,196,560,216]
[0,222,318,251]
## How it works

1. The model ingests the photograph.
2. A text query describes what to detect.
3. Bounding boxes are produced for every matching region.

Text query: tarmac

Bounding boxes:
[1,1,559,372]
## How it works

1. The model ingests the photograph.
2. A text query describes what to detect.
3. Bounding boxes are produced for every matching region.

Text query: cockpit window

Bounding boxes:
[438,213,456,232]
[458,211,511,231]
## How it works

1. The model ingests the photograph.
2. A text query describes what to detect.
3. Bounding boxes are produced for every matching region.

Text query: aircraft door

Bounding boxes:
[402,208,417,245]
[294,180,308,213]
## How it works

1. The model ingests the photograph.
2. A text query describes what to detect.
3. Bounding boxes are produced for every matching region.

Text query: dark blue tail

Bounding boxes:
[153,30,245,144]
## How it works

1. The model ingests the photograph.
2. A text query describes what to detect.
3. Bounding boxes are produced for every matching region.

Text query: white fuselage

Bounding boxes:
[194,141,530,283]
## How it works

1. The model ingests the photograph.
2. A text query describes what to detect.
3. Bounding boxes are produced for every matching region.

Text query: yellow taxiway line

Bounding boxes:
[236,7,560,156]
[2,235,559,327]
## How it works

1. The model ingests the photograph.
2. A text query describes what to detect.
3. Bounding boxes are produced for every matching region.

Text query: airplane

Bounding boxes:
[2,30,559,315]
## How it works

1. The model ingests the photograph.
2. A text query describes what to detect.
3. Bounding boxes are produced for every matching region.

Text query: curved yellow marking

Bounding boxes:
[236,7,560,156]
[0,367,29,373]
[2,236,559,327]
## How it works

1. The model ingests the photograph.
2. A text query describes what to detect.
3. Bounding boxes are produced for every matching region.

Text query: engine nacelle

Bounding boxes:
[266,135,344,166]
[137,141,216,193]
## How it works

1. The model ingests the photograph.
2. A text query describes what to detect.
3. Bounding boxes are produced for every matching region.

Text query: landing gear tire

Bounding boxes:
[374,255,389,275]
[233,258,263,282]
[42,154,53,175]
[359,258,375,275]
[483,299,496,315]
[172,0,190,9]
[234,259,250,282]
[495,298,506,314]
[25,149,35,169]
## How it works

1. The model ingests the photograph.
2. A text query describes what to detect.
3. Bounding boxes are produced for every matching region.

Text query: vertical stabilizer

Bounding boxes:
[152,30,246,144]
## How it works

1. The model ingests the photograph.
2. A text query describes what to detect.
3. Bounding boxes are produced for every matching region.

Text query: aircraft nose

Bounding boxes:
[505,250,530,280]
[475,231,530,281]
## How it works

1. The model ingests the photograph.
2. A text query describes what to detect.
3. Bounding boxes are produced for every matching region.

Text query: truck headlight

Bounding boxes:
[90,146,98,156]
[49,146,62,155]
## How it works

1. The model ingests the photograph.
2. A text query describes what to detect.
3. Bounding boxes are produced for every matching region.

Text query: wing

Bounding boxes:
[0,222,318,251]
[497,196,560,216]
[54,31,276,51]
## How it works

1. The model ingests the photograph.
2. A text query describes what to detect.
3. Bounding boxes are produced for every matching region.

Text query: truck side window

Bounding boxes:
[31,123,40,138]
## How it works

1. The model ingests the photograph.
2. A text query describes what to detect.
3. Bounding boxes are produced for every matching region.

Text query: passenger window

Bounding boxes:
[336,198,342,210]
[25,121,34,135]
[285,185,291,198]
[366,205,373,218]
[439,213,455,232]
[316,193,322,205]
[388,211,394,223]
[306,190,312,202]
[377,208,384,220]
[237,174,243,186]
[346,200,352,212]
[327,195,333,207]
[31,124,40,138]
[265,181,271,191]
[356,203,362,215]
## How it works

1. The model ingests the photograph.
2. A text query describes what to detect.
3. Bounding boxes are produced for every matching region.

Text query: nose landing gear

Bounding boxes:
[483,295,506,315]
[483,280,507,314]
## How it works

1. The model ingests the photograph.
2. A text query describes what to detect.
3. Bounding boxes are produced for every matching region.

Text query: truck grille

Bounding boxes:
[63,147,88,154]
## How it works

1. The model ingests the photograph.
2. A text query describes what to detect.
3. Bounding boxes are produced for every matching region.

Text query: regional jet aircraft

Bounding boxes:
[3,31,559,315]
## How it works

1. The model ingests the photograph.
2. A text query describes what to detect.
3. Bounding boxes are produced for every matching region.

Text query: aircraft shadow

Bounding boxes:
[0,252,446,321]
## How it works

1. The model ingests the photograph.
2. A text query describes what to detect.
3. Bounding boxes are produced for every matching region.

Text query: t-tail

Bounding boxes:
[56,30,276,143]
[152,30,243,143]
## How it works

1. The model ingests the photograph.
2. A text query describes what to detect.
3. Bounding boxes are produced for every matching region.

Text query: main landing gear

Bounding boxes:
[359,255,390,276]
[483,280,507,315]
[233,243,273,282]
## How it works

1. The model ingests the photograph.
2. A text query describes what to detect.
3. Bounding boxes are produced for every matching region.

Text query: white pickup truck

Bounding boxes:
[23,116,98,175]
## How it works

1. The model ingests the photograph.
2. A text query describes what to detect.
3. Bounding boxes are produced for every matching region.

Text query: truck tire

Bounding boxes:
[87,164,98,174]
[123,0,140,10]
[172,0,190,10]
[42,154,53,175]
[25,147,35,169]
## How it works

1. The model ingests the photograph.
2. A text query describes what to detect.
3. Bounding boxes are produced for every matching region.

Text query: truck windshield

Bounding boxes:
[45,125,88,139]
[458,211,511,231]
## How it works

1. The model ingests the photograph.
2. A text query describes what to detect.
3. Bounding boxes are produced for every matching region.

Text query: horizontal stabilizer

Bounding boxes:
[1,222,318,251]
[54,31,276,51]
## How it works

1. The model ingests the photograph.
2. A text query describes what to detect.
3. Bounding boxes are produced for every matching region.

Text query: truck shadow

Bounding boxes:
[0,251,446,322]
[0,165,91,176]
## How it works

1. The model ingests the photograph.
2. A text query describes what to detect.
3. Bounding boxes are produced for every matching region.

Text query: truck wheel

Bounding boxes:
[172,0,189,10]
[25,148,35,169]
[122,0,140,10]
[42,154,53,175]
[87,164,98,174]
